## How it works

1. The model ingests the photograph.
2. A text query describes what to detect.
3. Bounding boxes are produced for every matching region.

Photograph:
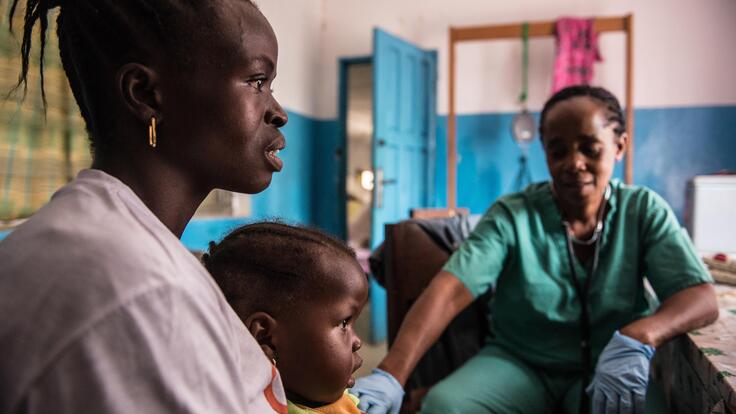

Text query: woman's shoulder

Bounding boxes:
[471,183,554,233]
[493,181,548,204]
[0,171,204,287]
[489,181,554,214]
[610,179,673,213]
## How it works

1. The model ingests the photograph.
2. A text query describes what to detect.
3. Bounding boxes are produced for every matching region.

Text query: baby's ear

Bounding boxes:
[244,311,278,361]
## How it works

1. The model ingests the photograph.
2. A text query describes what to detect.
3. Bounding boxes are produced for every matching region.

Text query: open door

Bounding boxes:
[370,28,437,342]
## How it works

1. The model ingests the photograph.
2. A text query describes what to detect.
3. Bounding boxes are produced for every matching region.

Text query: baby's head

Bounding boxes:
[203,222,368,406]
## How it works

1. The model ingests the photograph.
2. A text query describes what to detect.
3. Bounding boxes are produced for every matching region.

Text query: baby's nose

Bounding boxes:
[353,336,362,352]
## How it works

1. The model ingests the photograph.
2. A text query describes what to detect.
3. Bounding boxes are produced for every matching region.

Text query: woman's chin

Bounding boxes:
[224,174,273,195]
[558,182,595,200]
[249,175,273,194]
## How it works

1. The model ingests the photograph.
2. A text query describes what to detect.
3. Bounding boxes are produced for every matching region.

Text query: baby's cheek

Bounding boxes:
[323,344,354,387]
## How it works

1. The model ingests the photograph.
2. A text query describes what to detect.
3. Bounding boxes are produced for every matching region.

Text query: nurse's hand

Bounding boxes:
[586,331,655,413]
[350,368,404,414]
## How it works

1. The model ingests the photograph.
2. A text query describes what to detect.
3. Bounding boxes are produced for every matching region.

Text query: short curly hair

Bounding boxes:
[203,221,360,317]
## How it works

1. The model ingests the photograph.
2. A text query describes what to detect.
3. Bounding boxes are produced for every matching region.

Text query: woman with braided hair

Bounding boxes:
[351,86,719,414]
[0,0,289,412]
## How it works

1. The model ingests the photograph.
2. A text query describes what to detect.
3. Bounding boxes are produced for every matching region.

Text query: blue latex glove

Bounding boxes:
[586,331,656,414]
[349,368,404,414]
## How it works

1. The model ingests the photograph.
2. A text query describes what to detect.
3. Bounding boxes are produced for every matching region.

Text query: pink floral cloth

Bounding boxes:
[552,18,602,93]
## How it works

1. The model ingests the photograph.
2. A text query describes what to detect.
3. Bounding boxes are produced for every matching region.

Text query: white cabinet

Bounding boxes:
[686,175,736,257]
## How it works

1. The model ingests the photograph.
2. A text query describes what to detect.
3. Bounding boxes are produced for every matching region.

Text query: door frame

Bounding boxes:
[337,55,372,241]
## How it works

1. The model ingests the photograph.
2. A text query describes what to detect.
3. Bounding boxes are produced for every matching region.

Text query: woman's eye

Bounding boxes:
[550,149,565,159]
[248,79,266,91]
[582,146,602,157]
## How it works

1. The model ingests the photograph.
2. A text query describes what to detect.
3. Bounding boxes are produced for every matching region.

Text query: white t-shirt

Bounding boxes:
[0,169,287,413]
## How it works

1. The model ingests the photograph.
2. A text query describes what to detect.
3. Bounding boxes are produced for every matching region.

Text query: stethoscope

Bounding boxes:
[552,182,611,414]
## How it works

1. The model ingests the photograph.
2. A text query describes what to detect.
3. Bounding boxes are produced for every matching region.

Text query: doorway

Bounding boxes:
[337,29,438,343]
[341,58,384,363]
[344,61,374,258]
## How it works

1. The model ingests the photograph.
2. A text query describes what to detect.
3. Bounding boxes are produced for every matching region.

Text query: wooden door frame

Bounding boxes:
[446,15,635,209]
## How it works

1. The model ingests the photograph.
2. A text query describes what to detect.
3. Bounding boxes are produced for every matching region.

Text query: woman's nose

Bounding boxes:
[564,151,586,172]
[266,96,288,128]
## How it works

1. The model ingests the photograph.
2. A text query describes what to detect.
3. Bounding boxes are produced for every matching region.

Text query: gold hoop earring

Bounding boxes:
[148,116,157,148]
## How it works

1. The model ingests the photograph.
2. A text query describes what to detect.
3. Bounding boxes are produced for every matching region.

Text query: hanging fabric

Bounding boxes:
[552,18,602,93]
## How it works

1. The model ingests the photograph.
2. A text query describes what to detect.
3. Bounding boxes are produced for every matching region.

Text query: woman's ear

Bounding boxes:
[116,62,163,124]
[244,311,279,362]
[615,132,628,162]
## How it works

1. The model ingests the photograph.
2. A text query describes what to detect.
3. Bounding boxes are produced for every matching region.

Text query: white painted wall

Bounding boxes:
[258,0,324,117]
[313,0,736,118]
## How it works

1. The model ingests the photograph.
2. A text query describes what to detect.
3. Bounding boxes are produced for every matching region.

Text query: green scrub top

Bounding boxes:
[443,180,712,372]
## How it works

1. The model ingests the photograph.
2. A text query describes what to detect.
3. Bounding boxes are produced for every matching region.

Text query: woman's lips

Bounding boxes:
[265,136,286,172]
[265,148,283,171]
[560,180,593,189]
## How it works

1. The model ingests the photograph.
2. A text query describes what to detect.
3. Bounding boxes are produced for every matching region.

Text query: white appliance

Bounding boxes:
[685,175,736,257]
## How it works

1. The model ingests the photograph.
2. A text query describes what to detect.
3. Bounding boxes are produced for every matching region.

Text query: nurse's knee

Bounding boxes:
[421,385,464,414]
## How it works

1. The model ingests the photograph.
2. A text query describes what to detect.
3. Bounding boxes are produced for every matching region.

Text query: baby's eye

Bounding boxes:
[340,318,350,330]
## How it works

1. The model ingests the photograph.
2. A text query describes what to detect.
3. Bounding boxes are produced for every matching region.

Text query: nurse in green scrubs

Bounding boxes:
[351,86,719,414]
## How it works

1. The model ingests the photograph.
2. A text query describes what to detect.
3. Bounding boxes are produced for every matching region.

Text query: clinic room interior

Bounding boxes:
[0,0,734,413]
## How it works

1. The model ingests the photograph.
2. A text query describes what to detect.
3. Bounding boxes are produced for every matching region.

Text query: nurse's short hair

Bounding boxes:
[539,85,626,141]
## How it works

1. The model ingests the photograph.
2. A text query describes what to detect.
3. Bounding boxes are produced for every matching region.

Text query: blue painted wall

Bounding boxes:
[181,109,328,250]
[0,110,337,249]
[180,217,251,252]
[433,106,736,221]
[311,120,345,238]
[184,104,734,251]
[250,110,316,224]
[180,111,345,251]
[634,106,736,220]
[4,106,732,249]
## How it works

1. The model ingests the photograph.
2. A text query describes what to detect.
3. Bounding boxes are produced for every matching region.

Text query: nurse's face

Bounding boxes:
[542,96,626,207]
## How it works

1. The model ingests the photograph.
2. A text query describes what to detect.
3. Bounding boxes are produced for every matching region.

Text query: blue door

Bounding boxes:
[370,28,437,342]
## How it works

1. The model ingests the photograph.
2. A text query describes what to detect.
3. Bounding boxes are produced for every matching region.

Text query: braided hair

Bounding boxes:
[203,222,360,317]
[539,85,626,140]
[7,0,255,154]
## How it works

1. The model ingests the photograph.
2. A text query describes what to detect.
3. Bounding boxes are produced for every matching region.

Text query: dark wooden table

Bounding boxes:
[652,284,736,413]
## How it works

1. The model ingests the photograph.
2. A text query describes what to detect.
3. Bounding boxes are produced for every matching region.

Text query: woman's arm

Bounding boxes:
[377,271,475,385]
[620,283,719,348]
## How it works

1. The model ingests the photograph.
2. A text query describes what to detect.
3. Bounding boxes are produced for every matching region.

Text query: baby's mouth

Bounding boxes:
[353,355,364,373]
[347,356,364,388]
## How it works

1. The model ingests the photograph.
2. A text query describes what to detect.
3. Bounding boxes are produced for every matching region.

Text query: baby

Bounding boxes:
[204,222,369,414]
